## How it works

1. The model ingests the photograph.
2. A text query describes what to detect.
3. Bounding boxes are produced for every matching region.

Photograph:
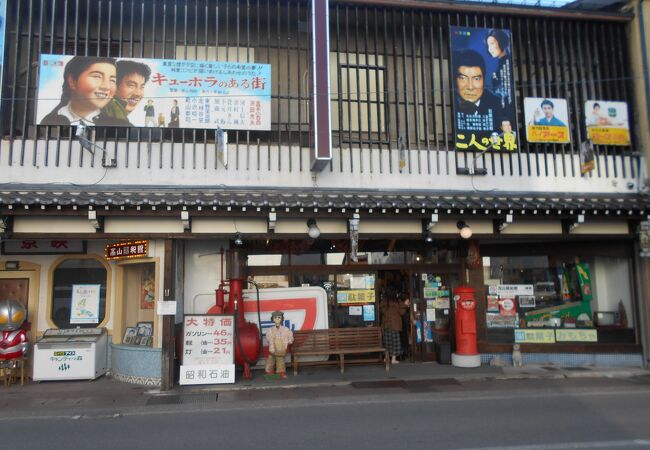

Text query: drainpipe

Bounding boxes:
[640,0,650,131]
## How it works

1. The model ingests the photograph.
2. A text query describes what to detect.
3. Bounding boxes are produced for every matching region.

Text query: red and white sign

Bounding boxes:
[499,297,517,316]
[206,286,329,365]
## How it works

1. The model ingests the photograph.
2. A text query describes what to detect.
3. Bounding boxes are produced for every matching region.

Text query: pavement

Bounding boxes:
[1,361,648,416]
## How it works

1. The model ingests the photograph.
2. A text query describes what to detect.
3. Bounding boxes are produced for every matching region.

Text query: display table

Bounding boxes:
[33,328,108,381]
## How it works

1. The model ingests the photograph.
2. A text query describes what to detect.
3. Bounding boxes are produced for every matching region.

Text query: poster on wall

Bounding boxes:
[450,26,518,152]
[35,54,271,130]
[140,266,155,309]
[524,97,570,144]
[70,284,101,324]
[584,100,630,146]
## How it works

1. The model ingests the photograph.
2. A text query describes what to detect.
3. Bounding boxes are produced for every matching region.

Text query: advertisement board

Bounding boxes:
[524,97,570,144]
[585,100,630,146]
[70,284,101,324]
[180,314,235,385]
[36,54,271,130]
[450,26,518,152]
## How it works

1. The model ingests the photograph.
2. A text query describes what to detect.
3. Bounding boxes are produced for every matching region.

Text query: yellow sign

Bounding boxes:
[555,329,598,342]
[527,125,570,144]
[514,329,555,344]
[587,127,630,146]
[337,290,375,304]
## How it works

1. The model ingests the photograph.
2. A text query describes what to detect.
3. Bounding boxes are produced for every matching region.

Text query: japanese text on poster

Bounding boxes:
[180,314,235,385]
[36,54,271,131]
[70,284,101,324]
[524,97,570,144]
[450,27,518,152]
[585,100,630,146]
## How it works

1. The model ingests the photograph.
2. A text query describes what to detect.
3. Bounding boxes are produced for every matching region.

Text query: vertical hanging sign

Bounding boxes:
[309,0,332,171]
[0,0,6,113]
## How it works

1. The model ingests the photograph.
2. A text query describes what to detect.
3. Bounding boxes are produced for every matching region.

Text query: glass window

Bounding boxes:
[51,258,108,329]
[248,254,286,266]
[482,255,634,333]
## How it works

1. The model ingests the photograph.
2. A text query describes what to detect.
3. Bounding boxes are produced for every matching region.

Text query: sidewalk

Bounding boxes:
[1,362,648,415]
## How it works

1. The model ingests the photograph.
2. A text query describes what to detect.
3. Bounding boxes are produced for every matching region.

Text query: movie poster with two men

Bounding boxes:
[450,26,518,152]
[35,54,271,131]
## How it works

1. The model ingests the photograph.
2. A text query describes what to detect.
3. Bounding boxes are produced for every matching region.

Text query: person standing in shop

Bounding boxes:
[380,292,410,364]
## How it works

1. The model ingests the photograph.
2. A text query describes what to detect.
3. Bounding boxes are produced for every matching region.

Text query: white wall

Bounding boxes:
[0,139,643,196]
[592,256,633,325]
[183,239,229,314]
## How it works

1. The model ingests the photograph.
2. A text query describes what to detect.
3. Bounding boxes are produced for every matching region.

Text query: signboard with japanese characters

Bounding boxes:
[35,54,271,131]
[555,329,597,343]
[514,329,555,344]
[450,26,518,152]
[180,314,235,385]
[1,239,86,255]
[336,289,376,304]
[496,284,533,296]
[585,100,630,146]
[70,284,101,324]
[104,240,148,261]
[524,97,571,144]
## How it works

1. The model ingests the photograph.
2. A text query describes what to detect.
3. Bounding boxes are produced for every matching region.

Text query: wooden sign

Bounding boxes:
[104,240,148,260]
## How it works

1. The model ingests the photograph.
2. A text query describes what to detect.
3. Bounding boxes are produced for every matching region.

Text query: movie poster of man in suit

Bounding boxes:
[450,26,518,152]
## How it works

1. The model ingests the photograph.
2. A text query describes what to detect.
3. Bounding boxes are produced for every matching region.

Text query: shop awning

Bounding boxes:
[1,186,649,217]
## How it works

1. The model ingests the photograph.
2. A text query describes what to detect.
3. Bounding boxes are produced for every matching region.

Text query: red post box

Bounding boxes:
[451,285,481,368]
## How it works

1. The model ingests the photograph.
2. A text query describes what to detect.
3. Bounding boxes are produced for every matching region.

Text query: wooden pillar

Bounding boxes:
[160,239,175,391]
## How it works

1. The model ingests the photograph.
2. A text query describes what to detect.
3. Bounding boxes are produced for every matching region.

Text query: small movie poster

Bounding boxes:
[524,97,570,144]
[585,100,630,146]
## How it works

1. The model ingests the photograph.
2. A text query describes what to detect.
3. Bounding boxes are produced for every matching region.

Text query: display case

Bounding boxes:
[33,328,108,381]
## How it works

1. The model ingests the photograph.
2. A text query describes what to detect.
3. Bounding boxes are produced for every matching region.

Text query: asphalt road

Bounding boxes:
[2,376,650,450]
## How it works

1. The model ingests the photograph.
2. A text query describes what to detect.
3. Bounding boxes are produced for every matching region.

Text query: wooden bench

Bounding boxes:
[291,327,389,375]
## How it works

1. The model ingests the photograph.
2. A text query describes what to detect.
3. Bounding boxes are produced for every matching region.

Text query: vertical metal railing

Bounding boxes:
[0,0,639,182]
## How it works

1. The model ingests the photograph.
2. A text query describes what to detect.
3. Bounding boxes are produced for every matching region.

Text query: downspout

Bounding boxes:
[638,0,650,369]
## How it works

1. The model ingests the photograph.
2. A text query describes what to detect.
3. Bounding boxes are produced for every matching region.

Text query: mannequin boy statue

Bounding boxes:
[264,310,293,379]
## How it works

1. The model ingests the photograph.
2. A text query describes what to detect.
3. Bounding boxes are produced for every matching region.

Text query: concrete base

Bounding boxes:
[452,353,481,368]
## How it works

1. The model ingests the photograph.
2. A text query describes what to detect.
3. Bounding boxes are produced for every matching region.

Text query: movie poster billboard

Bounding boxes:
[584,100,630,146]
[524,97,571,144]
[450,26,518,152]
[35,54,271,130]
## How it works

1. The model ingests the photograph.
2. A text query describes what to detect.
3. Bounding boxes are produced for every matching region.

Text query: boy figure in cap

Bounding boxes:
[265,310,293,378]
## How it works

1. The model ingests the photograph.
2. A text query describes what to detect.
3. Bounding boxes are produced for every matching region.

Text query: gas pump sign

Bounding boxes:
[179,314,235,385]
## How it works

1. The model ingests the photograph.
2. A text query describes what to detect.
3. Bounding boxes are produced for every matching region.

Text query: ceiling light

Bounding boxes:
[234,233,243,246]
[457,220,472,239]
[307,218,321,239]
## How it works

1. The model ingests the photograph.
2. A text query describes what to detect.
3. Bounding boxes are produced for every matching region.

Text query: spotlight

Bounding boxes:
[425,232,433,243]
[234,233,243,246]
[457,220,472,239]
[307,218,321,239]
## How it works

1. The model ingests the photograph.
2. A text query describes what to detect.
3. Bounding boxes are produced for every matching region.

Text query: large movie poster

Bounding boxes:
[450,27,518,152]
[35,54,271,130]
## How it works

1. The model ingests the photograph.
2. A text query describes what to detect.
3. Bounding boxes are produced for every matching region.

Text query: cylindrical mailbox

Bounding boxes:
[451,285,481,368]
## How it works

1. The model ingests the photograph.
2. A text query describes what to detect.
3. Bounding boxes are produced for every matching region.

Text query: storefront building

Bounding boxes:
[1,0,649,387]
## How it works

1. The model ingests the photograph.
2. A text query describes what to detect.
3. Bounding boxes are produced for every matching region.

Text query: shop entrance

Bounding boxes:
[115,261,157,347]
[376,269,461,362]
